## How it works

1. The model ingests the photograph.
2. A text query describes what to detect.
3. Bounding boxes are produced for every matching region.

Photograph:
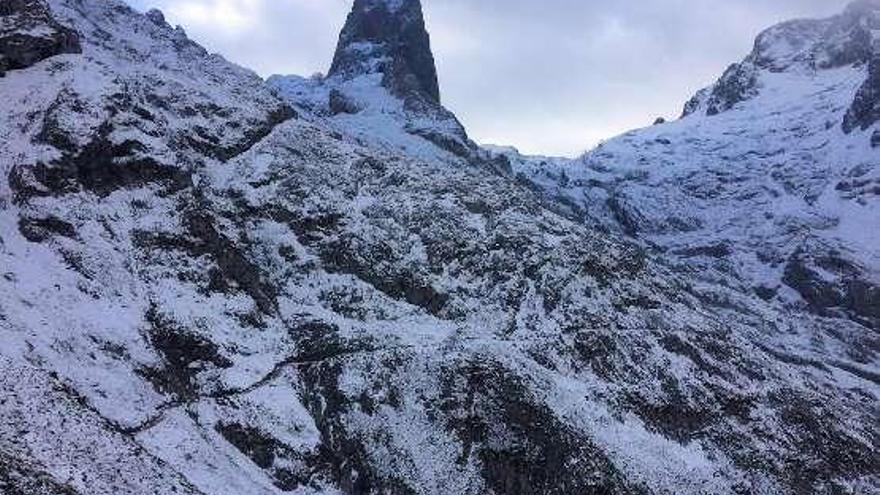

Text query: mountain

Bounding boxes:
[267,0,479,164]
[0,1,877,495]
[511,0,880,331]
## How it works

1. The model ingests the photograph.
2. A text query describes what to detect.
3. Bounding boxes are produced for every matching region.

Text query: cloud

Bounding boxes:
[164,0,264,33]
[126,0,853,156]
[127,0,350,76]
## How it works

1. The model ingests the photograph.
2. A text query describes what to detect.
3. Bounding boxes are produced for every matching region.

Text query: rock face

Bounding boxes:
[844,53,880,132]
[1,1,879,495]
[269,0,476,163]
[683,62,758,117]
[0,0,80,76]
[783,248,880,329]
[511,1,880,336]
[329,0,440,103]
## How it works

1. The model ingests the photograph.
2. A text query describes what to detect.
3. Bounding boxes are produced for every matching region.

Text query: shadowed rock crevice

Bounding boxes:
[138,305,233,402]
[132,209,280,316]
[439,360,647,495]
[783,249,880,330]
[17,216,76,242]
[0,0,81,76]
[10,122,191,201]
[215,423,317,491]
[298,363,413,494]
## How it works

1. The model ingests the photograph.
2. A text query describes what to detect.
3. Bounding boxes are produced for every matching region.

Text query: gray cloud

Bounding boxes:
[127,0,852,156]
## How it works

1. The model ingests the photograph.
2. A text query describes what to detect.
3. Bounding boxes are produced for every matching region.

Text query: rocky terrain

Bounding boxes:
[0,0,80,76]
[0,1,877,495]
[511,0,880,332]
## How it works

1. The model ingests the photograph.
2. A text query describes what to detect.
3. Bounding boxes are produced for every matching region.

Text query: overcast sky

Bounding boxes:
[127,0,852,156]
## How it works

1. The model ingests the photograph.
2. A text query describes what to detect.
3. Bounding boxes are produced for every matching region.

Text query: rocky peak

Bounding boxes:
[683,0,880,118]
[751,0,878,71]
[329,0,441,103]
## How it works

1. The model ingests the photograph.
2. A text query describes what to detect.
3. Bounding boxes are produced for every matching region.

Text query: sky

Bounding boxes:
[127,0,852,157]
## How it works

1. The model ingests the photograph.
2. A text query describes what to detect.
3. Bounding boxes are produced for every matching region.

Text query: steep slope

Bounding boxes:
[0,1,878,495]
[513,0,880,332]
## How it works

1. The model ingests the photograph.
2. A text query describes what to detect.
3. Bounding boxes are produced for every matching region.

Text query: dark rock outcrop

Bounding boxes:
[328,88,361,115]
[783,248,880,330]
[684,62,760,117]
[684,0,880,117]
[0,452,79,495]
[0,0,81,76]
[329,0,440,103]
[843,54,880,133]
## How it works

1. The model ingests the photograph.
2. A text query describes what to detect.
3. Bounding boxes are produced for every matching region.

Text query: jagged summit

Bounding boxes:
[512,0,880,335]
[329,0,440,103]
[683,0,879,118]
[269,0,477,162]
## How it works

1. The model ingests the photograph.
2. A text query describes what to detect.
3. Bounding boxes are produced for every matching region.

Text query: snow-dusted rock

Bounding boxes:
[330,0,440,103]
[685,0,880,119]
[518,1,880,332]
[0,0,878,494]
[269,0,476,163]
[0,0,80,76]
[845,52,880,131]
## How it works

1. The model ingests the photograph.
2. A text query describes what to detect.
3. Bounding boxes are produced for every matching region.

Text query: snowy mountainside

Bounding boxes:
[513,0,880,332]
[0,1,877,495]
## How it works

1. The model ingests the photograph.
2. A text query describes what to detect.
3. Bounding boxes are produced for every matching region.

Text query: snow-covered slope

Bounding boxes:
[0,1,878,494]
[515,0,880,332]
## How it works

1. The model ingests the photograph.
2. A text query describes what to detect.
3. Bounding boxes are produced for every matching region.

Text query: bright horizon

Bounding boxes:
[127,0,852,157]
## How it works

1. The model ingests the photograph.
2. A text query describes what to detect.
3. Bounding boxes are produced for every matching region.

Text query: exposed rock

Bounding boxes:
[144,8,166,27]
[706,63,759,116]
[13,124,192,200]
[0,0,80,76]
[673,243,732,259]
[17,216,76,242]
[843,54,880,133]
[139,305,233,402]
[0,453,79,495]
[439,360,646,495]
[215,423,314,491]
[783,249,880,329]
[328,88,361,115]
[684,0,880,117]
[329,0,440,102]
[683,62,759,117]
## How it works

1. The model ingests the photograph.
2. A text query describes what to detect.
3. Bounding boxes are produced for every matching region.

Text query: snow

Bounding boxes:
[1,0,878,493]
[267,73,472,166]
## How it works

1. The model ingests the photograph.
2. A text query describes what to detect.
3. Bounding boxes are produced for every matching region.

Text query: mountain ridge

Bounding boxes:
[0,0,877,494]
